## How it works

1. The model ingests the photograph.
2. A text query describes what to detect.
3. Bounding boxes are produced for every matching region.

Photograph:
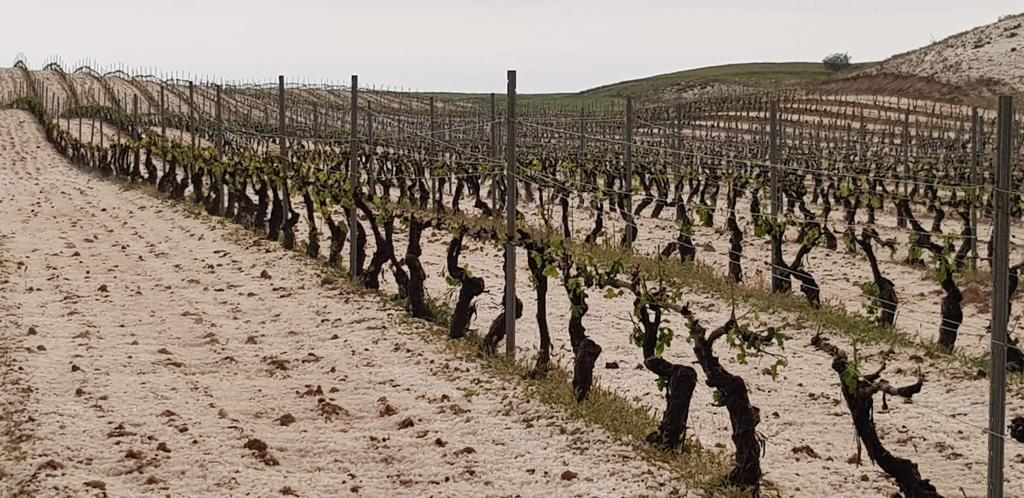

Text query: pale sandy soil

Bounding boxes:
[68,73,107,107]
[145,126,217,149]
[16,71,1024,493]
[267,166,1024,496]
[104,76,146,108]
[668,98,982,141]
[710,104,960,126]
[29,72,73,112]
[56,119,127,146]
[842,96,1002,124]
[626,97,979,144]
[865,13,1024,94]
[376,205,1024,498]
[838,95,981,116]
[135,80,189,117]
[613,198,1024,360]
[0,109,684,498]
[0,69,23,107]
[383,180,1024,362]
[54,114,1024,496]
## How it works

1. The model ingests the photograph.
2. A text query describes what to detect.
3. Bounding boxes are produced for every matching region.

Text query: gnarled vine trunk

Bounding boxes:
[637,303,697,451]
[683,310,764,492]
[447,233,485,339]
[812,335,939,498]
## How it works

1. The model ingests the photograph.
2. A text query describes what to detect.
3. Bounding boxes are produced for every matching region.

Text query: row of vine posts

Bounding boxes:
[481,72,1017,497]
[341,69,1019,497]
[4,58,1021,496]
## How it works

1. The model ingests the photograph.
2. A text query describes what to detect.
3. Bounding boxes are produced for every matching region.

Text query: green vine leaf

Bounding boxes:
[841,362,861,394]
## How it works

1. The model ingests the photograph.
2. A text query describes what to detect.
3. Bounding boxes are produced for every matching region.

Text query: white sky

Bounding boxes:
[2,0,1020,93]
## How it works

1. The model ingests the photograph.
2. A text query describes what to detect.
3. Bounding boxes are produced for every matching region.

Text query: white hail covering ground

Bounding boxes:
[0,110,679,498]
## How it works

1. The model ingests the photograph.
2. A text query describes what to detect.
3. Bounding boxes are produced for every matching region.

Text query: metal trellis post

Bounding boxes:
[971,107,981,269]
[490,92,498,213]
[216,84,225,214]
[349,75,360,280]
[429,96,436,210]
[987,95,1013,498]
[160,84,166,138]
[770,98,780,216]
[189,82,197,150]
[505,70,517,360]
[624,96,634,245]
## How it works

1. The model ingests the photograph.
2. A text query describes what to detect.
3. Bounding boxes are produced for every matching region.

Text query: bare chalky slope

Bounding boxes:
[863,13,1024,93]
[0,109,679,498]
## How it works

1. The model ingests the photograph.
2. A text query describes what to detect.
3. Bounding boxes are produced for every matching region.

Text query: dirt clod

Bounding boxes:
[453,446,476,456]
[36,460,63,472]
[791,445,820,459]
[244,438,280,466]
[378,403,398,417]
[301,385,324,397]
[317,398,349,421]
[84,480,107,491]
[244,438,268,453]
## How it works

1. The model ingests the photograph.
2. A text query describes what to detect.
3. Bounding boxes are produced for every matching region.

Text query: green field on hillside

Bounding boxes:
[417,61,868,110]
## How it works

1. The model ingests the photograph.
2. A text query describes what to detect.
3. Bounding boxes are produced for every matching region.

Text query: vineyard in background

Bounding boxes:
[3,55,1024,497]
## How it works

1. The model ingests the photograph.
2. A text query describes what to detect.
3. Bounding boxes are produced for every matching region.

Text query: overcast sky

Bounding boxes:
[2,1,1020,93]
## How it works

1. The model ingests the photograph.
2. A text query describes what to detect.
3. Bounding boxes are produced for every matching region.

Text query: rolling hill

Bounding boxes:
[856,13,1024,96]
[579,62,861,101]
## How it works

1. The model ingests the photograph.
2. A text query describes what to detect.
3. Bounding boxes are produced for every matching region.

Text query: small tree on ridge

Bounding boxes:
[823,52,852,72]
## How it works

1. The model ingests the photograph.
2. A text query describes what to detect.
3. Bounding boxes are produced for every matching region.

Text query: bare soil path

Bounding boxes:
[0,109,678,498]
